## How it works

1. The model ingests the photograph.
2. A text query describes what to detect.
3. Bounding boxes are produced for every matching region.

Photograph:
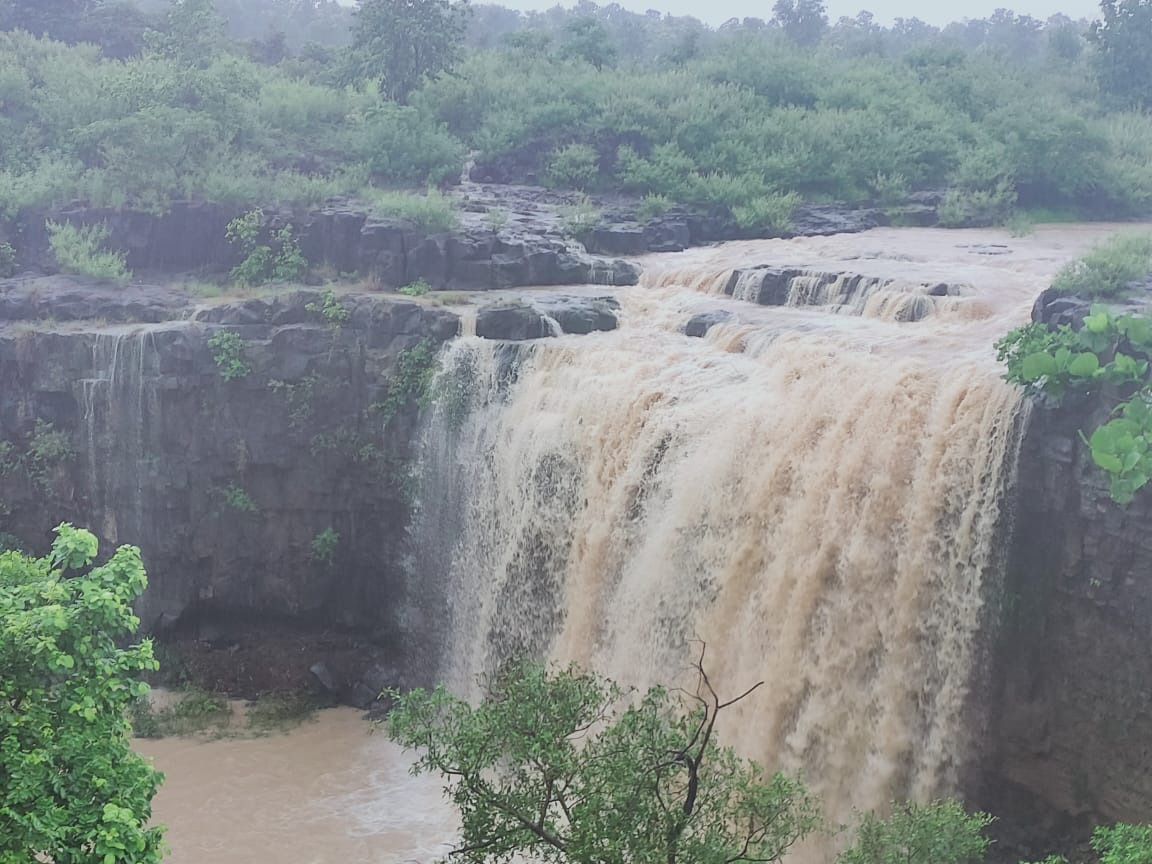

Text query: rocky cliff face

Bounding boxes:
[0,279,459,698]
[985,397,1152,833]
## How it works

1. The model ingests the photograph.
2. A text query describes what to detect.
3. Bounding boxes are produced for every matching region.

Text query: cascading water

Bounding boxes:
[407,226,1122,837]
[78,328,162,545]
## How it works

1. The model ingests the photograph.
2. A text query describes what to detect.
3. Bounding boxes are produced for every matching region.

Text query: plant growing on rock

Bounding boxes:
[558,196,600,237]
[1093,822,1152,864]
[0,241,16,277]
[213,483,257,513]
[45,221,131,282]
[363,188,459,233]
[998,306,1152,503]
[226,210,307,286]
[373,338,440,425]
[305,287,350,326]
[398,279,432,297]
[0,524,165,863]
[386,650,820,864]
[310,527,339,566]
[1050,233,1152,299]
[207,330,251,381]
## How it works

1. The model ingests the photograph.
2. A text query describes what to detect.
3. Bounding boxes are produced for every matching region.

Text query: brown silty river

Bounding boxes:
[138,225,1144,862]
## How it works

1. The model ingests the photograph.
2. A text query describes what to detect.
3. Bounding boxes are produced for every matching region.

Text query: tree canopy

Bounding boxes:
[0,524,164,864]
[386,654,821,864]
[349,0,471,103]
[1090,0,1152,109]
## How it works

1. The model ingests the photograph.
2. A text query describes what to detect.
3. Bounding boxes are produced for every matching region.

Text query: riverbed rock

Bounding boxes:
[532,295,620,334]
[475,302,552,340]
[684,310,733,337]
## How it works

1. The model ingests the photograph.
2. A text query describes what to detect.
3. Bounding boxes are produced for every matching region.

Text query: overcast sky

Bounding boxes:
[454,0,1104,26]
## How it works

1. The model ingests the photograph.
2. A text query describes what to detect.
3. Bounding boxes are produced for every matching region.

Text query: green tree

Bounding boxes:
[560,16,618,69]
[0,524,165,863]
[145,0,226,67]
[837,800,993,864]
[0,0,95,41]
[1090,0,1152,109]
[387,653,821,864]
[771,0,828,45]
[350,0,471,103]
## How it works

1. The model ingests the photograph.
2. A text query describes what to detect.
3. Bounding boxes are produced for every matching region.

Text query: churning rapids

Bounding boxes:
[140,225,1135,862]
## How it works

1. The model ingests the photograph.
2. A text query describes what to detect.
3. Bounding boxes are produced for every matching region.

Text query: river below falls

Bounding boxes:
[135,708,457,863]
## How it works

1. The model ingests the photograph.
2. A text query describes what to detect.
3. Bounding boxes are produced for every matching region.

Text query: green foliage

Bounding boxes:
[638,192,673,220]
[305,288,350,326]
[1090,1,1152,110]
[244,691,322,733]
[837,800,993,864]
[374,338,440,425]
[732,192,800,233]
[226,210,307,286]
[310,527,340,566]
[363,188,459,232]
[349,0,471,103]
[207,330,251,381]
[129,689,230,739]
[558,196,600,237]
[268,373,319,428]
[0,242,16,278]
[398,279,432,297]
[1050,233,1152,299]
[868,172,909,207]
[936,183,1018,228]
[27,419,73,491]
[386,659,821,864]
[546,142,599,189]
[998,307,1152,503]
[0,524,165,863]
[484,207,508,233]
[46,221,131,282]
[214,483,257,513]
[1093,822,1152,864]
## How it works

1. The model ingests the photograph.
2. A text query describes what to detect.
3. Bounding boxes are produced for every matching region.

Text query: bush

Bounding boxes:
[936,183,1018,228]
[1093,823,1152,864]
[837,800,993,864]
[363,188,459,233]
[546,142,600,189]
[731,192,800,233]
[559,195,600,236]
[0,242,16,277]
[226,210,308,286]
[45,221,131,281]
[1050,233,1152,299]
[399,279,432,296]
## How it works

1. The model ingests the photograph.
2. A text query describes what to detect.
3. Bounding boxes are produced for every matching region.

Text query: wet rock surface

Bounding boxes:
[475,294,620,340]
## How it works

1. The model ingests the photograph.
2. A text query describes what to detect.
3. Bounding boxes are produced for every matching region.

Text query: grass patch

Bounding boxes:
[130,688,324,738]
[245,691,325,733]
[362,187,458,233]
[1051,233,1152,299]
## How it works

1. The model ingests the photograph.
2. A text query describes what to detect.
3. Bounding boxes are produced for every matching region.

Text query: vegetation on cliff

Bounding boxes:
[999,300,1152,503]
[0,524,165,863]
[1,1,1151,231]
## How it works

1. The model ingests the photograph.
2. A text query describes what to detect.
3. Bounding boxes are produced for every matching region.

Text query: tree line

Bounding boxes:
[1,0,1151,231]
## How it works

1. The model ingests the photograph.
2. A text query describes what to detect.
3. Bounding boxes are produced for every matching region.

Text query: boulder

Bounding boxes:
[684,310,733,338]
[476,302,552,340]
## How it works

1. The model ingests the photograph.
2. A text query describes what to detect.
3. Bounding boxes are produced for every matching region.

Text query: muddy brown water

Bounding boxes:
[135,708,456,863]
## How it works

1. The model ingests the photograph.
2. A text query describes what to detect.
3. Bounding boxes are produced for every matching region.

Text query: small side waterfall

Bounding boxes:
[78,329,161,545]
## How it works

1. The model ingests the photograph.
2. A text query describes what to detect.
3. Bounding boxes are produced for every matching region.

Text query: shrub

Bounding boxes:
[305,288,350,325]
[484,207,508,233]
[363,188,459,233]
[398,279,432,297]
[207,330,251,381]
[1093,823,1152,864]
[559,196,600,237]
[731,192,801,233]
[638,192,673,221]
[546,142,600,189]
[226,210,307,286]
[1050,233,1152,299]
[310,527,339,566]
[45,221,131,282]
[936,182,1018,228]
[0,242,16,277]
[837,800,993,864]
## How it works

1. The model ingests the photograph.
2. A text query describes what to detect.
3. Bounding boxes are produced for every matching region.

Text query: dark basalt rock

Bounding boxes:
[533,295,620,335]
[684,310,733,338]
[475,303,552,341]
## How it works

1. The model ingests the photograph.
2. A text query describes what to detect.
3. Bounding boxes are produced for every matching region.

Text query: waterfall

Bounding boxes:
[410,317,1026,835]
[78,328,161,546]
[405,227,1124,840]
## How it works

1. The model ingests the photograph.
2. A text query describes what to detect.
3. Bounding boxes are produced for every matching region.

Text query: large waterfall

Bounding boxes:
[406,226,1114,832]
